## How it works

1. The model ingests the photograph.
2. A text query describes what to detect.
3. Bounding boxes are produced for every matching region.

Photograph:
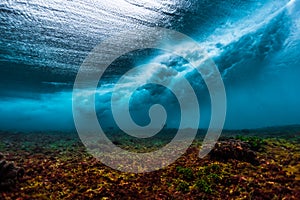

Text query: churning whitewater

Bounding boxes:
[0,0,299,130]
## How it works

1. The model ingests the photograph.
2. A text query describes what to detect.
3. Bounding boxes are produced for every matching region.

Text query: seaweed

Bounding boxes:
[0,131,299,199]
[235,135,266,151]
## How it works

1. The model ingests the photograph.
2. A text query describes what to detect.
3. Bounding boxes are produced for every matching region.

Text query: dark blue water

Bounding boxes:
[0,0,299,131]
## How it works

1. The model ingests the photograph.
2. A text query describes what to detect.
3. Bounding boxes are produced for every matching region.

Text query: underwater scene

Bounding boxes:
[0,0,300,199]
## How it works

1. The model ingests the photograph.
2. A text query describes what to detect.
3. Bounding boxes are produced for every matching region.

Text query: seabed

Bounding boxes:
[0,126,299,199]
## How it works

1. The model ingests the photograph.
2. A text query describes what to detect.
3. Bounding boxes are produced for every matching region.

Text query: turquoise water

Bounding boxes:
[0,0,300,131]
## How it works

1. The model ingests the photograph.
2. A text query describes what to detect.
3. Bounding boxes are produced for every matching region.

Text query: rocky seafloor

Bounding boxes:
[0,126,299,199]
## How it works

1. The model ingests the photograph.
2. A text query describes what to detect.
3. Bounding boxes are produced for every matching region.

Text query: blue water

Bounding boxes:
[0,0,299,131]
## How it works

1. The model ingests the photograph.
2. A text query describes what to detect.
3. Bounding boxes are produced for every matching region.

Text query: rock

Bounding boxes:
[0,153,24,190]
[209,139,260,165]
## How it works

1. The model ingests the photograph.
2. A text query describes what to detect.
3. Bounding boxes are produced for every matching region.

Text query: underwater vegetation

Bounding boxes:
[235,135,266,152]
[0,127,299,199]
